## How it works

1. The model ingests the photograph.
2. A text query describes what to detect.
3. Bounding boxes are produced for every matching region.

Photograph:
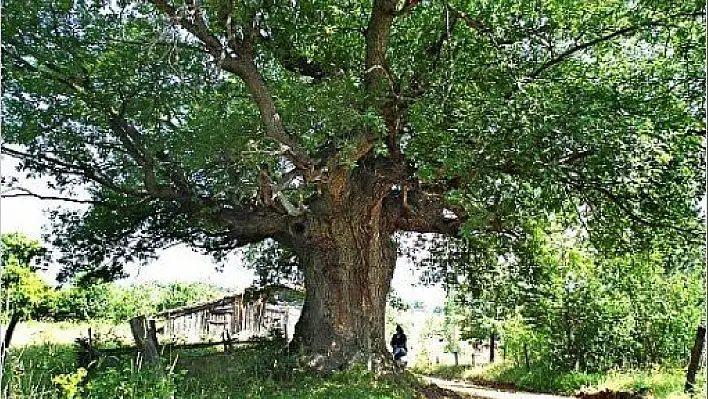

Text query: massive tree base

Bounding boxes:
[289,341,397,375]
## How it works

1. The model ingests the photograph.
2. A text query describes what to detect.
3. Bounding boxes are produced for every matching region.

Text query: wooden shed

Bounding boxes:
[155,291,300,344]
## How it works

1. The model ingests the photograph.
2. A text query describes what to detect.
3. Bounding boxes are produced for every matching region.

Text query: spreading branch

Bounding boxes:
[560,170,701,237]
[529,11,703,78]
[1,146,147,198]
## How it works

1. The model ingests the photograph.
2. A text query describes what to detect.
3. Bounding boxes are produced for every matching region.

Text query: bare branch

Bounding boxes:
[2,187,102,205]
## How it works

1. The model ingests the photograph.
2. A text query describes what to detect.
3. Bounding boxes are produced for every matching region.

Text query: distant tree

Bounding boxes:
[48,281,227,321]
[1,233,50,351]
[49,281,118,321]
[444,222,705,371]
[155,282,226,311]
[2,0,703,372]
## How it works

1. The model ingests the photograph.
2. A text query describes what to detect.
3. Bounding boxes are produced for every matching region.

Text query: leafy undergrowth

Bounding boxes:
[3,342,427,398]
[1,342,78,397]
[416,362,707,399]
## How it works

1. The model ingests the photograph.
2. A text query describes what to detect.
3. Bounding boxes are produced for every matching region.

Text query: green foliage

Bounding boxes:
[52,367,88,399]
[2,342,77,397]
[1,233,46,267]
[1,277,227,324]
[86,359,181,399]
[2,0,704,373]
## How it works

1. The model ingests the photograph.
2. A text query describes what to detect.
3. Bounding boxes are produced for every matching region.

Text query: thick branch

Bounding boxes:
[366,0,404,162]
[384,187,466,236]
[234,62,313,172]
[149,0,314,174]
[151,0,226,60]
[365,0,397,89]
[204,202,292,246]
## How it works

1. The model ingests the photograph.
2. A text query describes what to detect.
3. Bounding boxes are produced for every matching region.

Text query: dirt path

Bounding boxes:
[420,375,574,399]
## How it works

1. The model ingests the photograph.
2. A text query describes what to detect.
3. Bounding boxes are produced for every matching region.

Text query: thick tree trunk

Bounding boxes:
[489,332,496,363]
[685,325,706,393]
[288,198,397,373]
[1,313,21,353]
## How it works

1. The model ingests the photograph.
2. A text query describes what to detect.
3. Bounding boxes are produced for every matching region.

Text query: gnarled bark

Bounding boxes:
[285,169,399,372]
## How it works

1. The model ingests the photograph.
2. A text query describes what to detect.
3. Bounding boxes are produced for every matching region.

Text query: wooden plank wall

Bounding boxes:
[158,295,300,344]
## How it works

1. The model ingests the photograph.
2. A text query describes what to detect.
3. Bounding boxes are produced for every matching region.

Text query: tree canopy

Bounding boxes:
[2,0,704,370]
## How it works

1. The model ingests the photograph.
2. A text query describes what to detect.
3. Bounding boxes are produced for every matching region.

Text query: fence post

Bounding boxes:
[130,316,159,363]
[223,328,232,353]
[489,332,496,363]
[148,320,158,349]
[524,343,530,369]
[685,325,706,393]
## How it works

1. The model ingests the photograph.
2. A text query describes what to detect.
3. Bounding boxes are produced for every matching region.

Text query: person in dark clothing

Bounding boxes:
[390,325,407,361]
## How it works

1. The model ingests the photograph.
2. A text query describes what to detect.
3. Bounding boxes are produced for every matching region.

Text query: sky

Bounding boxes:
[0,156,446,308]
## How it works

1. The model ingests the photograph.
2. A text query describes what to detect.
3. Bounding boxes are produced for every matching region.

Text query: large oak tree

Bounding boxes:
[2,0,704,372]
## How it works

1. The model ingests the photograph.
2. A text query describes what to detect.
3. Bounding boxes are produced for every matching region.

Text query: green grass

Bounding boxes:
[2,342,78,397]
[3,342,419,399]
[416,362,707,399]
[10,320,133,349]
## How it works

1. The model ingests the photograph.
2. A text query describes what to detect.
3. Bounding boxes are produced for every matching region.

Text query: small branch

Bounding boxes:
[2,188,102,205]
[396,0,421,17]
[561,170,701,236]
[1,146,147,198]
[150,0,226,61]
[529,11,703,78]
[558,149,596,165]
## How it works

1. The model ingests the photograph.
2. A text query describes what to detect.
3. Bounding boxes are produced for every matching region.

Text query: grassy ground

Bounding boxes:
[9,321,133,348]
[416,362,706,399]
[2,341,421,399]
